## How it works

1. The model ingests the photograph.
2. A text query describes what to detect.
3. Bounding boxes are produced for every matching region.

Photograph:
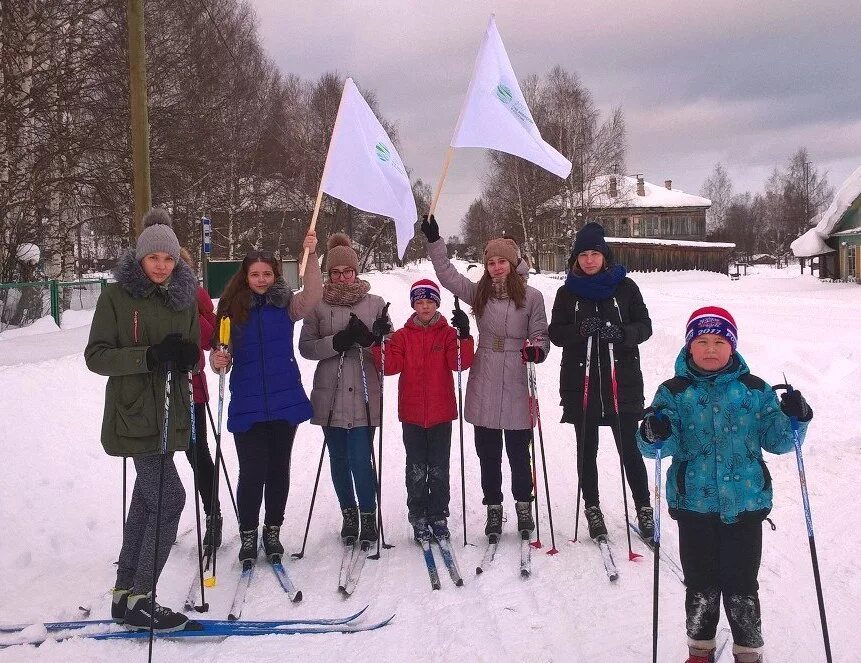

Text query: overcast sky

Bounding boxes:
[247,0,861,236]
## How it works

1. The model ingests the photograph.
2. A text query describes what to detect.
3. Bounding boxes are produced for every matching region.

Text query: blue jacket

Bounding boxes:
[227,282,313,433]
[637,348,806,524]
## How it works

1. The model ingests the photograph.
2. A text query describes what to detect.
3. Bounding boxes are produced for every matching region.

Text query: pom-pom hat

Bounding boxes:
[685,306,738,351]
[410,279,441,307]
[326,232,359,274]
[135,208,180,262]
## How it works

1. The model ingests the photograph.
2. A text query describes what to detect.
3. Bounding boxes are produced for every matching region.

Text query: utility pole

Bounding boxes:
[127,0,151,241]
[804,161,812,225]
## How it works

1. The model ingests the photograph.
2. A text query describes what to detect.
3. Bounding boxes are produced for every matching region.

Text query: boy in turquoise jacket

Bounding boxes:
[638,307,812,663]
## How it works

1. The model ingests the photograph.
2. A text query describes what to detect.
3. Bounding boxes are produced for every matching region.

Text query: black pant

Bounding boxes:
[233,420,297,530]
[678,517,764,648]
[184,403,220,516]
[474,426,532,505]
[574,412,650,509]
[403,422,452,523]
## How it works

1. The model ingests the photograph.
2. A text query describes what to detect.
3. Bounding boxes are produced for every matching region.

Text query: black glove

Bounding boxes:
[520,346,545,364]
[780,390,813,422]
[147,333,199,371]
[420,214,440,243]
[640,412,672,445]
[579,317,602,339]
[451,307,470,338]
[332,327,356,353]
[348,313,377,348]
[600,322,625,344]
[372,303,393,341]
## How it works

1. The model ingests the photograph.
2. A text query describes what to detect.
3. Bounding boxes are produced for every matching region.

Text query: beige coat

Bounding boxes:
[428,239,549,430]
[298,292,386,428]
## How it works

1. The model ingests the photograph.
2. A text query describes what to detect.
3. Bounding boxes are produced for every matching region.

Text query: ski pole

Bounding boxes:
[188,373,208,613]
[291,352,344,560]
[205,316,230,587]
[148,362,173,662]
[203,400,239,522]
[454,298,469,547]
[607,337,641,562]
[773,378,832,663]
[526,342,558,555]
[524,340,542,549]
[650,412,666,663]
[122,458,127,529]
[372,303,391,559]
[357,340,393,557]
[573,334,593,542]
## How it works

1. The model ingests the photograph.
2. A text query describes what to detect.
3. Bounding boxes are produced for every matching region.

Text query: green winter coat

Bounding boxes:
[85,251,199,457]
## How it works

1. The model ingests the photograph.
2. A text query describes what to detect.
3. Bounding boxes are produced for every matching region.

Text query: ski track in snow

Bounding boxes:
[0,262,857,662]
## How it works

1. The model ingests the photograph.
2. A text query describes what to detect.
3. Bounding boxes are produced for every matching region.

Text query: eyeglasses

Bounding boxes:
[329,268,355,279]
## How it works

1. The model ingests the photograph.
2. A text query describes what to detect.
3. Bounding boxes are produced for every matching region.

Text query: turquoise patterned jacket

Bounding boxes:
[638,348,807,524]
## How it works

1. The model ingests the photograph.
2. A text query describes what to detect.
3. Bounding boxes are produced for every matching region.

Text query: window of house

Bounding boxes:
[632,215,641,237]
[848,244,857,278]
[644,215,659,237]
[660,216,671,236]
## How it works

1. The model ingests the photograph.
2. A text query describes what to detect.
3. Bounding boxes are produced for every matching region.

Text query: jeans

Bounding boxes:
[324,426,377,512]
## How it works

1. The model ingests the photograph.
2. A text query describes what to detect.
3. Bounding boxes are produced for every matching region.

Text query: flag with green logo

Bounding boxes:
[450,15,572,179]
[320,77,417,258]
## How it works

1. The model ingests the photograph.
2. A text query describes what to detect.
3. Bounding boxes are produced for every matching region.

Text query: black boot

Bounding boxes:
[111,588,130,623]
[124,592,189,631]
[340,507,359,541]
[484,504,503,537]
[238,528,258,563]
[262,524,284,561]
[359,511,378,543]
[514,501,534,536]
[203,513,223,552]
[584,505,607,539]
[636,505,654,540]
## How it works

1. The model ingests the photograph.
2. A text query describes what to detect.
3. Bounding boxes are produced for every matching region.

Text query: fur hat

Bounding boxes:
[135,208,180,262]
[685,306,738,351]
[326,232,359,274]
[410,279,441,307]
[483,237,519,267]
[572,221,610,258]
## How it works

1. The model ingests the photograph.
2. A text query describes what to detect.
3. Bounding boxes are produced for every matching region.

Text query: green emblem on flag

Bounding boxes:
[495,84,513,104]
[375,142,391,162]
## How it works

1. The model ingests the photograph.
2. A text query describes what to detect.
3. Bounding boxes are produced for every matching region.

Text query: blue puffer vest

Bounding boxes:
[227,282,313,433]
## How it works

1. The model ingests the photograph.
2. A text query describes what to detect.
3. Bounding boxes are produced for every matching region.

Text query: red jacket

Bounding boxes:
[372,313,474,428]
[192,286,216,404]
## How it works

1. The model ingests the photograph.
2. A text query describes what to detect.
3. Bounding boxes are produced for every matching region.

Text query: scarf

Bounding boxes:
[412,311,441,328]
[491,279,509,300]
[323,279,371,306]
[564,264,627,301]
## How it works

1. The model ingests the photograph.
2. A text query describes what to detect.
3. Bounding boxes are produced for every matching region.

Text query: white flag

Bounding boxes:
[320,78,417,259]
[451,16,572,179]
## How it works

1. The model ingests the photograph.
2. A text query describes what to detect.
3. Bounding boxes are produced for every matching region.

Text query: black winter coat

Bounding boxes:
[548,276,651,424]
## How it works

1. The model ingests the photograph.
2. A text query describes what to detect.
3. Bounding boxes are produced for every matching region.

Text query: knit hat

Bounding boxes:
[410,279,441,307]
[685,306,738,351]
[326,232,359,273]
[135,208,180,262]
[572,221,610,258]
[483,237,519,267]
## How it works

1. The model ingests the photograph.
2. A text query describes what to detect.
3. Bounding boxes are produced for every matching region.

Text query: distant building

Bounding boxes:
[537,174,732,273]
[791,166,861,281]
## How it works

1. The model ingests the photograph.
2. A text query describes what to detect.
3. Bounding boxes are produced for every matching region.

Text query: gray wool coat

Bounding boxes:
[298,292,386,429]
[427,239,549,431]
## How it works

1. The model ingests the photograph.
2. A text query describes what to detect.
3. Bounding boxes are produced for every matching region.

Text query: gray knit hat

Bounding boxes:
[326,232,359,273]
[136,208,180,262]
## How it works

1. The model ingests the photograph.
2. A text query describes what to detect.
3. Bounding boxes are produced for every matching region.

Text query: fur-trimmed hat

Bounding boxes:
[410,279,441,307]
[483,237,519,267]
[135,208,180,262]
[685,306,738,351]
[326,232,359,274]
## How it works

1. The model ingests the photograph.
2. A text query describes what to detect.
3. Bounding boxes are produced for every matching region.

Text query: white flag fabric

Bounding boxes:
[320,78,417,259]
[451,16,572,179]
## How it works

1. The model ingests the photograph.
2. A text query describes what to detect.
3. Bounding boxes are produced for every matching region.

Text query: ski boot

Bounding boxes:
[262,524,284,561]
[359,511,378,544]
[430,518,450,541]
[484,504,503,538]
[111,588,130,623]
[636,505,654,540]
[514,501,535,538]
[411,517,431,543]
[733,653,763,663]
[584,505,607,539]
[203,512,223,553]
[124,592,189,631]
[340,507,359,541]
[238,528,259,563]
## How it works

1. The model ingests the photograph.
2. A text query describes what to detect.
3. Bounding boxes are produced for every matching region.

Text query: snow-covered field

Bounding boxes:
[0,261,858,662]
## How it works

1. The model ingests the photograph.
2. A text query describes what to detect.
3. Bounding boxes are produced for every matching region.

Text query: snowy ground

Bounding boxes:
[0,262,858,662]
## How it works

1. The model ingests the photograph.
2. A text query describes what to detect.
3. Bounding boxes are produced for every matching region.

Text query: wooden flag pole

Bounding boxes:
[427,146,455,218]
[299,79,351,277]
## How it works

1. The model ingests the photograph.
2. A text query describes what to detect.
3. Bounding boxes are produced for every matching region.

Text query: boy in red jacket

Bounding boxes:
[373,279,474,542]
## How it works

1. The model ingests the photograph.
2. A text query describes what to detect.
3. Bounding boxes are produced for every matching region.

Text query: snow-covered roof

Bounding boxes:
[606,237,735,249]
[791,165,861,257]
[587,175,712,209]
